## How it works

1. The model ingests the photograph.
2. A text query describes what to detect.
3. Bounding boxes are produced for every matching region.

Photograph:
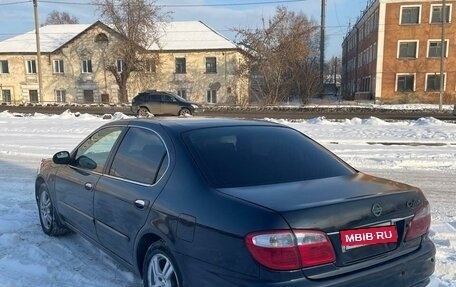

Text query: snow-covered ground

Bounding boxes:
[0,110,455,287]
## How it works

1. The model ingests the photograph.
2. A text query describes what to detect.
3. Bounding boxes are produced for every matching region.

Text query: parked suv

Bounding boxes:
[131,90,200,116]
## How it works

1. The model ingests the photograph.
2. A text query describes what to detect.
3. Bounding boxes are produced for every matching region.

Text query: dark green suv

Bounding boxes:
[131,90,200,116]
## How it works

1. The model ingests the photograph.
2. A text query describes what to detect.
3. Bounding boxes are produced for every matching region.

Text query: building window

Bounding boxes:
[1,89,11,103]
[175,58,186,74]
[206,57,217,73]
[361,77,371,92]
[84,90,94,103]
[431,4,451,24]
[426,74,445,91]
[29,90,39,103]
[116,59,125,73]
[81,59,93,73]
[26,60,37,74]
[177,89,187,99]
[428,40,448,58]
[400,6,421,24]
[396,74,415,92]
[145,59,156,73]
[55,90,66,102]
[53,60,64,74]
[0,60,9,73]
[207,89,217,103]
[398,41,418,58]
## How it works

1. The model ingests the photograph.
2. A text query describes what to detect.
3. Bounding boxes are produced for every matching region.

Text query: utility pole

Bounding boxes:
[320,0,326,87]
[439,0,446,112]
[33,0,43,103]
[334,57,338,84]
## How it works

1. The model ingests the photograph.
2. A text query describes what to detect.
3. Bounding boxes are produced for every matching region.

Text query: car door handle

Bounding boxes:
[134,199,148,209]
[84,182,93,191]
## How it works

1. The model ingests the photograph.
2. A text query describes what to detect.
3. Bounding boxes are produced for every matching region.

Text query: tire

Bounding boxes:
[138,107,151,117]
[178,108,191,116]
[37,183,68,236]
[143,241,182,287]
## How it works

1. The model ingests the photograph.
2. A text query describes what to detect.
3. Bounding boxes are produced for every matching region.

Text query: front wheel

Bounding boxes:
[178,108,191,116]
[138,107,151,117]
[143,241,182,287]
[37,183,68,236]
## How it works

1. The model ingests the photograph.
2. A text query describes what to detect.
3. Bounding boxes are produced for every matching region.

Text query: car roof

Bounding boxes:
[107,117,283,133]
[136,91,172,95]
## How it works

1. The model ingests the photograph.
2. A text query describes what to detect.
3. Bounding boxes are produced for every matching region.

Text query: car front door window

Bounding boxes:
[74,127,123,173]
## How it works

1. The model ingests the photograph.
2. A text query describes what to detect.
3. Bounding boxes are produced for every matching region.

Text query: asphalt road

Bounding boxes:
[1,105,455,121]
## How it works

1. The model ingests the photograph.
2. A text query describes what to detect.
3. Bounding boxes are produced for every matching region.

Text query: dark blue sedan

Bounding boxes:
[36,118,435,287]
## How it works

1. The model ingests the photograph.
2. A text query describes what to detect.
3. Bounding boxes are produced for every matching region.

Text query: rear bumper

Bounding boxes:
[177,238,435,287]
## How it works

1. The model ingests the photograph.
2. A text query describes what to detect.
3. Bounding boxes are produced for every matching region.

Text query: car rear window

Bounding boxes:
[183,126,355,188]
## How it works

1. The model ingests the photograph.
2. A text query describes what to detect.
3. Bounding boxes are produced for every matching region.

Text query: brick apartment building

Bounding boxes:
[342,0,456,103]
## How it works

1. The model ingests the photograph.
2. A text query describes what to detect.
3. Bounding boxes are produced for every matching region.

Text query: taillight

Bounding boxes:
[295,231,336,268]
[405,202,431,241]
[245,230,335,271]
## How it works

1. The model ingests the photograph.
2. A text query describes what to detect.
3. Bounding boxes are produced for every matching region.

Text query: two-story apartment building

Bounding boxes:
[342,0,456,103]
[0,21,248,105]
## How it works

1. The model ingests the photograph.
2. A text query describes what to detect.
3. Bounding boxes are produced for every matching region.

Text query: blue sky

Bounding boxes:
[0,0,369,58]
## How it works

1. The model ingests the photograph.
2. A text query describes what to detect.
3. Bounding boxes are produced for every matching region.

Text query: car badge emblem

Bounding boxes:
[372,203,382,217]
[406,199,421,209]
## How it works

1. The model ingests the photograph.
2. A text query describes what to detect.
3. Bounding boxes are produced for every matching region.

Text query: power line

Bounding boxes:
[157,0,310,7]
[38,0,310,7]
[3,24,456,38]
[0,0,30,5]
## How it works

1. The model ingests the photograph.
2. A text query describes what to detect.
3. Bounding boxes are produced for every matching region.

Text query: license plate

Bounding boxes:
[340,226,398,250]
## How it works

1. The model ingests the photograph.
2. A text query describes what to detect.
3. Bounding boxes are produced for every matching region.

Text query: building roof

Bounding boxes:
[151,21,237,51]
[0,24,92,53]
[0,21,237,54]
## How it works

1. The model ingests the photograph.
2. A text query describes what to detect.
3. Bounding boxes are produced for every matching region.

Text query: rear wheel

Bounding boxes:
[37,183,68,236]
[138,107,151,117]
[178,108,191,116]
[143,241,182,287]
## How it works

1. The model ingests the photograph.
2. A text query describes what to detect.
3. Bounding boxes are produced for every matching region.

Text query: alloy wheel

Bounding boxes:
[147,253,179,287]
[39,189,53,230]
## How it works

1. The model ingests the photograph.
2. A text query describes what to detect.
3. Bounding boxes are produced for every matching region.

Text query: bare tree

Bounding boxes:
[93,0,168,103]
[43,11,79,25]
[235,6,320,105]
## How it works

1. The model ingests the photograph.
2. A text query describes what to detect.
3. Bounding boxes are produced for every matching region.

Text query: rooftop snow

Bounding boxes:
[150,21,237,50]
[0,21,237,53]
[0,24,91,53]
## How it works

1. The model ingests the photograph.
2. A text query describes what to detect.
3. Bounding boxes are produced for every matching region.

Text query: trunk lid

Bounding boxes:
[219,173,426,272]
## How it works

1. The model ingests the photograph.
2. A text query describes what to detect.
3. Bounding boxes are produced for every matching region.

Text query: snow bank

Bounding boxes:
[0,114,454,286]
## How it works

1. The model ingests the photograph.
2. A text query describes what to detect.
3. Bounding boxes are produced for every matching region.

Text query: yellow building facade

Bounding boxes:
[0,21,248,105]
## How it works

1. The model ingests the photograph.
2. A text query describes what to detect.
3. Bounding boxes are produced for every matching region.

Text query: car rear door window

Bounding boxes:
[184,126,354,188]
[74,127,123,173]
[109,127,168,184]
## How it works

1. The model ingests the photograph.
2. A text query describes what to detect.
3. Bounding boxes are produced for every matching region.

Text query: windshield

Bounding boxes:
[183,126,355,188]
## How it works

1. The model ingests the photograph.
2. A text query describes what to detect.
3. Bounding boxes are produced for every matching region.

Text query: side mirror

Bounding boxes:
[53,151,71,165]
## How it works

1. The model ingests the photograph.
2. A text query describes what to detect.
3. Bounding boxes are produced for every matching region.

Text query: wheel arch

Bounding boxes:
[135,232,163,277]
[35,176,46,202]
[139,106,150,111]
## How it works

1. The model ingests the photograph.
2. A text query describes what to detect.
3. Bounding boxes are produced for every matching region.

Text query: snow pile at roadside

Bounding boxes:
[305,101,455,111]
[270,116,456,146]
[0,112,454,286]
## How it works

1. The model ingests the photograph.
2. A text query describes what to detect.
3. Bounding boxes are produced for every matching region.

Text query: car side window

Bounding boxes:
[150,94,160,102]
[109,127,168,184]
[74,127,123,173]
[161,95,176,103]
